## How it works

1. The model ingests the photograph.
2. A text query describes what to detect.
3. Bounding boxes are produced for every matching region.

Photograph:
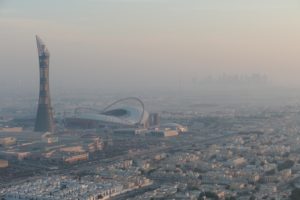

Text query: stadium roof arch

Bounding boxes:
[65,97,149,128]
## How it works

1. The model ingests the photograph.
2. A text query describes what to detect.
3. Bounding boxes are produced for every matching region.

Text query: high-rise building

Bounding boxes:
[149,113,160,127]
[34,36,54,132]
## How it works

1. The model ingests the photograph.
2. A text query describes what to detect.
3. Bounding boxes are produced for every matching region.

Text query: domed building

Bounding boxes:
[65,97,149,129]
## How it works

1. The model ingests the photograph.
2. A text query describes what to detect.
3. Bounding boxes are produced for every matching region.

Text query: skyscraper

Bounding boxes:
[34,36,54,132]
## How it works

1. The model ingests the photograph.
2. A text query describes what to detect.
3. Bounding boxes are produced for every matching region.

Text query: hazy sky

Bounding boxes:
[1,0,300,93]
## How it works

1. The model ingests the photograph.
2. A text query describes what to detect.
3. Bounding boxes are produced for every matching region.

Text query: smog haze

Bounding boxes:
[0,0,300,95]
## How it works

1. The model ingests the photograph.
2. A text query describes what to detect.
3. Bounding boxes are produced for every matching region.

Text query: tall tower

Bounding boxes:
[34,36,54,132]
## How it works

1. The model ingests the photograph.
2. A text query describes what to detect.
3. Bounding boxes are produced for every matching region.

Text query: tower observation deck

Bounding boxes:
[34,36,54,132]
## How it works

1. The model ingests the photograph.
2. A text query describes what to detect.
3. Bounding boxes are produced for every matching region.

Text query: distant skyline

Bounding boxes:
[0,0,300,93]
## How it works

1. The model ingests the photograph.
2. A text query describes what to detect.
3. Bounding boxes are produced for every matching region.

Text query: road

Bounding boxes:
[2,132,240,188]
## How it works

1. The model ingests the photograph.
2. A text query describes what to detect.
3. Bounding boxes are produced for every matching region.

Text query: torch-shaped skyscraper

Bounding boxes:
[34,36,54,132]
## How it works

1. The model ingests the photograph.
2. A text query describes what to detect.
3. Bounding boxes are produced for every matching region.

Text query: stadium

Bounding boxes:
[64,97,149,129]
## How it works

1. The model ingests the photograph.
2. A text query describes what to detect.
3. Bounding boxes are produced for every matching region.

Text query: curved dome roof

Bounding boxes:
[69,97,149,126]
